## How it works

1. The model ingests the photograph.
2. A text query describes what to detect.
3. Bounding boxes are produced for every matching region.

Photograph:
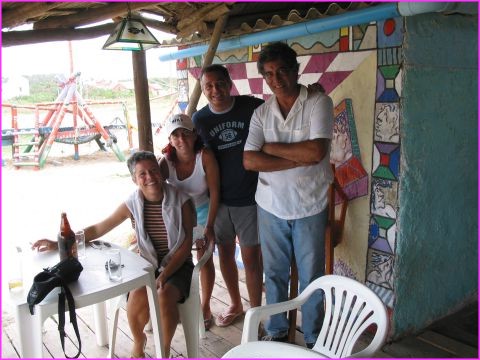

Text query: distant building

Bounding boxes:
[84,79,174,97]
[112,81,135,92]
[2,75,30,100]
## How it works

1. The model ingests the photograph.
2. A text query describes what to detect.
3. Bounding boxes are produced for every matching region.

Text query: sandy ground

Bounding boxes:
[1,148,139,306]
[2,150,136,243]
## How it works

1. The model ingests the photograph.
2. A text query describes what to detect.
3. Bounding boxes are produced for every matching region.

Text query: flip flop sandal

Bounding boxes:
[204,315,215,330]
[130,333,147,358]
[216,310,244,327]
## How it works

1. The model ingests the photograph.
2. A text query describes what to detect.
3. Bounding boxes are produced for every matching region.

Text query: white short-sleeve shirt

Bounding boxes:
[244,85,334,220]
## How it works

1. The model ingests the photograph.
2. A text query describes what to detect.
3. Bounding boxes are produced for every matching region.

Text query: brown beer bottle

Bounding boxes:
[58,212,78,260]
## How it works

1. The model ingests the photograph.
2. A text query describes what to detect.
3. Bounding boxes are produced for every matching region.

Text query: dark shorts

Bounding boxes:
[158,258,194,304]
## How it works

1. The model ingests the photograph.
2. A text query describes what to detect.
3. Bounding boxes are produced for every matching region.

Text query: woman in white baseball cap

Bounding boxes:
[159,113,219,330]
[163,113,195,135]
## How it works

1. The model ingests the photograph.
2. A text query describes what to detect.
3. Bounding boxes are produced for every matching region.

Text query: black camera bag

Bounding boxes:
[27,256,83,358]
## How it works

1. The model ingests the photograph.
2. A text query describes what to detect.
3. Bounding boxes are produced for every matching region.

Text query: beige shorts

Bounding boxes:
[214,204,259,247]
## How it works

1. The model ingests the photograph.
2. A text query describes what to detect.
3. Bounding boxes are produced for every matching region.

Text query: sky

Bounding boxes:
[1,28,178,81]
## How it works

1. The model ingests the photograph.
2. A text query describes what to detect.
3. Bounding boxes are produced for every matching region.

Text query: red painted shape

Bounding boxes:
[384,19,396,36]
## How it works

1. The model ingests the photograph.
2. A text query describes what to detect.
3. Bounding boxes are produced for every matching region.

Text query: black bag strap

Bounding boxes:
[58,283,82,358]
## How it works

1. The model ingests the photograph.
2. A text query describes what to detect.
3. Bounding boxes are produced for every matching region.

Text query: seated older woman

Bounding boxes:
[31,150,194,358]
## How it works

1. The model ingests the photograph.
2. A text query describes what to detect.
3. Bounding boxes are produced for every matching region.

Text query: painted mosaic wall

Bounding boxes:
[366,18,403,310]
[179,17,404,312]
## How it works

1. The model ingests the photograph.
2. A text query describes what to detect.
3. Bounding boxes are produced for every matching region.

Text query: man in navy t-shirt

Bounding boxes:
[193,64,264,327]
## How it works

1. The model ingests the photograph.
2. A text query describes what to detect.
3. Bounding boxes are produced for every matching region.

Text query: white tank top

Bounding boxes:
[166,151,209,207]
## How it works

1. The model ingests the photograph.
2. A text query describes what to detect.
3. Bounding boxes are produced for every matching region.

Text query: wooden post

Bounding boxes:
[325,179,335,275]
[132,50,153,152]
[186,14,229,117]
[68,41,80,160]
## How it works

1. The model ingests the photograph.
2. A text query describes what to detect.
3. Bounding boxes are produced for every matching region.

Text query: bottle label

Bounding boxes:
[58,234,78,260]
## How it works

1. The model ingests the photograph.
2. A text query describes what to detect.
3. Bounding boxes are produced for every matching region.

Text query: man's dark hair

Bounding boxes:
[127,150,157,176]
[200,64,232,83]
[257,42,299,75]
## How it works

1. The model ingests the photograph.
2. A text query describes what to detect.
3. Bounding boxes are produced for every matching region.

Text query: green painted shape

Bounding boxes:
[373,167,395,180]
[194,56,202,67]
[374,215,396,229]
[379,64,400,79]
[345,99,361,158]
[394,13,478,338]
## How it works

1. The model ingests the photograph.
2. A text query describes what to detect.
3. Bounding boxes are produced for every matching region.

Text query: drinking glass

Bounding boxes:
[8,246,23,292]
[106,249,122,282]
[75,230,86,260]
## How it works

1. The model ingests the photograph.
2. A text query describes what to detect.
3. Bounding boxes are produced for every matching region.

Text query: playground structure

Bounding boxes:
[2,72,133,169]
[154,98,178,136]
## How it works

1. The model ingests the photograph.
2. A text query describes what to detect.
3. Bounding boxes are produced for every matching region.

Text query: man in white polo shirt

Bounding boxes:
[244,42,334,348]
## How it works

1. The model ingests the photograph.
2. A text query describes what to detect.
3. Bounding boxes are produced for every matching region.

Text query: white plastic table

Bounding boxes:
[7,243,164,358]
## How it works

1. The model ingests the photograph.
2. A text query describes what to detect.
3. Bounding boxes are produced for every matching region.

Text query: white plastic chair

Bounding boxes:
[108,240,214,358]
[223,274,388,358]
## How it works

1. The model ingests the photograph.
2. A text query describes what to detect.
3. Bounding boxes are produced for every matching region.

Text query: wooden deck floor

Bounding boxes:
[2,254,477,358]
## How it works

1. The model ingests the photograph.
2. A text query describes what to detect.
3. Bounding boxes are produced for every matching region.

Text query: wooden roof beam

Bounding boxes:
[2,23,115,47]
[177,3,230,31]
[141,18,177,35]
[176,21,210,39]
[32,2,163,30]
[2,2,64,29]
[146,4,175,18]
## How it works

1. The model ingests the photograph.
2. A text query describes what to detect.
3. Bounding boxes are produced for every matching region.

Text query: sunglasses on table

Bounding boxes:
[90,240,112,250]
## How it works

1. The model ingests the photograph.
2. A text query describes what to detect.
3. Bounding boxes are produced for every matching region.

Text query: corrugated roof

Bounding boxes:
[161,2,374,47]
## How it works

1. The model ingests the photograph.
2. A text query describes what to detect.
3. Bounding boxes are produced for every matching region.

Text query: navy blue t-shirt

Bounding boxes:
[193,95,264,206]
